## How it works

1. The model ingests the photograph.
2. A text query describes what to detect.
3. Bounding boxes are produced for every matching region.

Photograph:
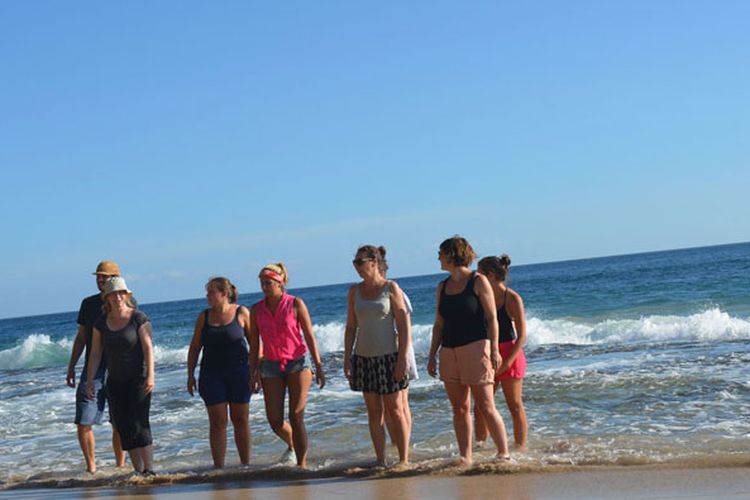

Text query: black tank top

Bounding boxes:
[498,290,517,343]
[438,273,487,348]
[200,307,249,371]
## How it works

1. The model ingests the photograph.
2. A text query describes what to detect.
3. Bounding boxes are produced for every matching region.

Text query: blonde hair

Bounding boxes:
[261,262,289,284]
[101,292,136,314]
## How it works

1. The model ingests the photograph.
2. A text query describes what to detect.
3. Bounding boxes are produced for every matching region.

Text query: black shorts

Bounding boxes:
[199,364,251,406]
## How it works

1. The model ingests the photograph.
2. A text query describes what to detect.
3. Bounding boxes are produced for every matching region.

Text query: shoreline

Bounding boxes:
[5,457,750,498]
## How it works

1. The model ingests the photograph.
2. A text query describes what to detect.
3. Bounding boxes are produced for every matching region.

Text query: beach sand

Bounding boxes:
[6,465,750,500]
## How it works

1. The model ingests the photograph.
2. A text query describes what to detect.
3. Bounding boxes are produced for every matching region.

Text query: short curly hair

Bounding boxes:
[439,235,476,267]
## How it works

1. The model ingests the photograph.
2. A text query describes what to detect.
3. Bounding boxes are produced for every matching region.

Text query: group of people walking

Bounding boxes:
[66,236,528,475]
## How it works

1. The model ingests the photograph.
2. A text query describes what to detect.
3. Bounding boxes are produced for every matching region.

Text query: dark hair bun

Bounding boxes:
[378,246,386,258]
[499,254,511,267]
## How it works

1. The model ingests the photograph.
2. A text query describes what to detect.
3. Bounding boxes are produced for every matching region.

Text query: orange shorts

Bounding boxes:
[439,339,494,386]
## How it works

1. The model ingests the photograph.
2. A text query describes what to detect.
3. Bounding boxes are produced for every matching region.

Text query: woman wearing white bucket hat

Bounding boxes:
[86,276,156,476]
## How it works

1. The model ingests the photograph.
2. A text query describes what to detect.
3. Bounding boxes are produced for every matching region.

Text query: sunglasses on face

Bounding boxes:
[352,258,374,266]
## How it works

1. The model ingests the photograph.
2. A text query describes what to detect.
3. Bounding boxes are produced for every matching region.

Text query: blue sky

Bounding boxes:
[1,1,748,318]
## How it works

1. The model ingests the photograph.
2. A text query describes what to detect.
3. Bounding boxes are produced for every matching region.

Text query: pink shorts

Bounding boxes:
[439,339,494,386]
[496,340,526,380]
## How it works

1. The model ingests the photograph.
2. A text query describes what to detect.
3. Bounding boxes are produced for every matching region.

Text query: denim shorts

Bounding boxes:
[259,355,311,380]
[75,378,106,426]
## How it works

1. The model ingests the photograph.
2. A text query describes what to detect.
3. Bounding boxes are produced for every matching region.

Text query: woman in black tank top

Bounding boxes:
[427,236,510,464]
[474,255,529,450]
[186,277,253,468]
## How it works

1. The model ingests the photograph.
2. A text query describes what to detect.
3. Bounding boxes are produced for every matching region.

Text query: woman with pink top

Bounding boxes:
[249,263,325,468]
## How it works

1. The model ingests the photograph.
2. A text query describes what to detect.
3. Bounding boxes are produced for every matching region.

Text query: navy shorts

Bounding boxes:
[259,355,311,380]
[199,364,252,406]
[75,378,106,426]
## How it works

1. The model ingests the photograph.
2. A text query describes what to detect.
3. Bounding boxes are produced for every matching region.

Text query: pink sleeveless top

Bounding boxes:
[254,293,308,370]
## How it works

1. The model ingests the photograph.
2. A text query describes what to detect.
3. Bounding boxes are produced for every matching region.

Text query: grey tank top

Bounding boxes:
[353,282,398,357]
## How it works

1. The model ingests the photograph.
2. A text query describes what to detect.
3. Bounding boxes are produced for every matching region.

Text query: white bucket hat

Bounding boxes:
[102,276,131,296]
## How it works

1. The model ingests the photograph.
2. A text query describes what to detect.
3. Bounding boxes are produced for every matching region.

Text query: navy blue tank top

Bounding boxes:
[498,290,517,343]
[200,307,249,371]
[438,273,487,348]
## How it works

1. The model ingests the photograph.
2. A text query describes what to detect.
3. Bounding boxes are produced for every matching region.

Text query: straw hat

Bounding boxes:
[93,261,121,276]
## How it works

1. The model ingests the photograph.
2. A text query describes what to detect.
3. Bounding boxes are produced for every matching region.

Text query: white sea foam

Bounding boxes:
[3,308,748,370]
[0,334,72,370]
[524,308,750,347]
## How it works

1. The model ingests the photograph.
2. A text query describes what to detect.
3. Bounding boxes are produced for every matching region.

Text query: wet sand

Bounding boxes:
[7,465,750,500]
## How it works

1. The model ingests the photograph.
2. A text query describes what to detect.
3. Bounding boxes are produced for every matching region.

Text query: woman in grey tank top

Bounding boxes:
[344,245,411,465]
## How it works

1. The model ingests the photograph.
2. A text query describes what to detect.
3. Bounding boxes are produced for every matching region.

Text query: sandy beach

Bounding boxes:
[4,464,750,500]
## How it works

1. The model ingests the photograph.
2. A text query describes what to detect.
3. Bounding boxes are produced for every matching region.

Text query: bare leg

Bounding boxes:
[402,388,412,438]
[362,392,386,465]
[474,380,500,443]
[287,369,312,467]
[384,388,412,448]
[129,448,144,473]
[128,445,153,473]
[444,382,472,465]
[229,402,251,464]
[206,403,229,468]
[261,377,294,451]
[111,425,126,467]
[140,444,153,471]
[471,383,509,457]
[500,378,527,449]
[383,391,409,463]
[77,424,96,473]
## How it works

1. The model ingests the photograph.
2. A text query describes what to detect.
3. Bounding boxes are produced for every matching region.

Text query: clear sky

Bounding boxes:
[1,1,748,319]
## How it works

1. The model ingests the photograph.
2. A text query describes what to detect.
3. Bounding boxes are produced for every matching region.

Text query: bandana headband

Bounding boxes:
[259,269,284,283]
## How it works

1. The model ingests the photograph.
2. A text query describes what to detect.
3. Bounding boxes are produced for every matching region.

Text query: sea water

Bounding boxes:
[1,242,749,489]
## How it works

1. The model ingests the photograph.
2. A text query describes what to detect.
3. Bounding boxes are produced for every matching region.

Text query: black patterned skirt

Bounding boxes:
[350,352,409,395]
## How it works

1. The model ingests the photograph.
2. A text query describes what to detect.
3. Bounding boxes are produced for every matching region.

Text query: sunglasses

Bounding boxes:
[352,258,374,266]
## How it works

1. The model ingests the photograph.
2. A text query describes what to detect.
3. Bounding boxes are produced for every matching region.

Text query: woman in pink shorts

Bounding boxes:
[474,254,528,449]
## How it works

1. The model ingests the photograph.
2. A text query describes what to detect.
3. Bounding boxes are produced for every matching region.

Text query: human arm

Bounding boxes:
[475,273,500,371]
[186,313,204,396]
[427,283,444,378]
[66,325,87,387]
[389,281,410,382]
[138,321,155,395]
[248,306,261,393]
[295,298,325,389]
[343,286,358,381]
[497,289,526,375]
[85,327,104,399]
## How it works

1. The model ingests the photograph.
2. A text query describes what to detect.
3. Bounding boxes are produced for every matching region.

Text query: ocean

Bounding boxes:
[1,242,749,491]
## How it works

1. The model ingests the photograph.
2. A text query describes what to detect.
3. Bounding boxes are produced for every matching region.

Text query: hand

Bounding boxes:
[250,369,261,393]
[66,367,76,388]
[496,360,510,376]
[393,356,407,382]
[187,374,196,396]
[143,376,155,395]
[343,357,352,382]
[427,354,438,378]
[85,380,96,400]
[315,363,326,389]
[490,349,501,372]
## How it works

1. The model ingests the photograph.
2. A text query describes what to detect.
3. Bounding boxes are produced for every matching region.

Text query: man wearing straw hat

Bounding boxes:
[65,261,127,473]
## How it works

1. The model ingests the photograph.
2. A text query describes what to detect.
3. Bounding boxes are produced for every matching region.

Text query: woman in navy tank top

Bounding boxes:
[427,236,510,465]
[187,277,253,468]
